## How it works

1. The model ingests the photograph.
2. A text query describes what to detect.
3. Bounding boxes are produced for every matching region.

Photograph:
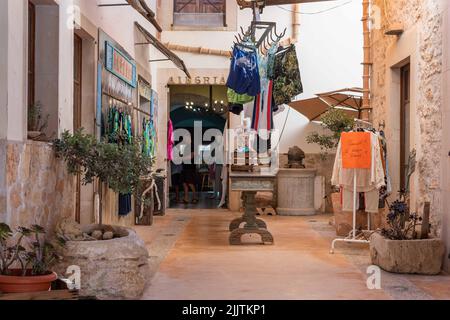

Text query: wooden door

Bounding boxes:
[74,34,83,222]
[400,64,411,192]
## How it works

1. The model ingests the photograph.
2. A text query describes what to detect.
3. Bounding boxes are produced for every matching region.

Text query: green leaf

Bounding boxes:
[30,225,46,234]
[0,223,13,241]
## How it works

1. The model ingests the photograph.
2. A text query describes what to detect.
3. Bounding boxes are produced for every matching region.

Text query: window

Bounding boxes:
[400,63,411,191]
[173,0,226,27]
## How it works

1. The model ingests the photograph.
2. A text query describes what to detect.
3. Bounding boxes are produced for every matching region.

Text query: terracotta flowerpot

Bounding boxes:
[0,270,58,293]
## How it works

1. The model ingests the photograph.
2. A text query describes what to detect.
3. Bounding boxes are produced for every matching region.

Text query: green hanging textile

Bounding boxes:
[149,120,156,158]
[227,88,254,105]
[142,118,151,157]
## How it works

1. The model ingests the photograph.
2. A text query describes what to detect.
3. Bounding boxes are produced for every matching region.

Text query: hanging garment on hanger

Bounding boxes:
[218,121,229,209]
[378,130,392,208]
[118,193,132,216]
[226,45,261,97]
[251,80,274,132]
[332,131,386,213]
[229,103,244,116]
[267,44,278,80]
[272,44,303,106]
[142,118,151,157]
[342,188,380,214]
[149,119,157,158]
[332,131,385,192]
[227,88,254,105]
[167,119,174,161]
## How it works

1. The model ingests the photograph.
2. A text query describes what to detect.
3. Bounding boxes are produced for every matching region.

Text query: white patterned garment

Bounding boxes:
[331,132,386,192]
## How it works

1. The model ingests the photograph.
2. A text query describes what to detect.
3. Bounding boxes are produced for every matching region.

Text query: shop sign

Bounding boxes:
[139,80,152,101]
[105,41,137,88]
[168,76,227,85]
[341,132,372,169]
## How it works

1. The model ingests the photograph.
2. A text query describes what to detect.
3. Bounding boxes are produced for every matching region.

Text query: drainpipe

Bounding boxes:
[292,3,301,43]
[361,0,372,121]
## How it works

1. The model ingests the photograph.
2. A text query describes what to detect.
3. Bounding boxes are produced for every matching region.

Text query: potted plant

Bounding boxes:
[0,223,63,293]
[27,101,49,141]
[306,109,354,219]
[370,195,445,275]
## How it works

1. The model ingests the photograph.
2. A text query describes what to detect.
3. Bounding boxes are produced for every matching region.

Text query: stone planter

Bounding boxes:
[370,233,445,275]
[55,225,150,300]
[277,169,317,216]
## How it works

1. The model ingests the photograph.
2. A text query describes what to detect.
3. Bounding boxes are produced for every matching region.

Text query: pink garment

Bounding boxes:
[167,119,174,161]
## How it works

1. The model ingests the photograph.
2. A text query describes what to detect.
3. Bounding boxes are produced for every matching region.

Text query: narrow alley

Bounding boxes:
[137,210,450,300]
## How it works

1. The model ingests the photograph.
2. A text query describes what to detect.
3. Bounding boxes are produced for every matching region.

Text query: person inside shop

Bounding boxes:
[183,151,199,204]
[171,161,183,204]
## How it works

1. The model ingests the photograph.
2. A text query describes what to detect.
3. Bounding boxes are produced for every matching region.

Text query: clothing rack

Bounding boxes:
[234,21,287,55]
[354,118,373,130]
[330,125,377,254]
[234,0,287,54]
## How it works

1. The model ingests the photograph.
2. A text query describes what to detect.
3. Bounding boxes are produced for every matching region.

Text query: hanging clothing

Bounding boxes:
[378,130,392,208]
[332,131,386,214]
[331,131,386,192]
[272,44,303,106]
[167,119,174,161]
[118,193,132,216]
[227,88,254,105]
[218,121,229,209]
[251,80,275,132]
[342,188,379,214]
[229,103,244,116]
[226,46,261,97]
[142,118,153,157]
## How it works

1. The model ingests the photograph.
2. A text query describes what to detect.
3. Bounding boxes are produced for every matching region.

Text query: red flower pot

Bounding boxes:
[0,270,58,294]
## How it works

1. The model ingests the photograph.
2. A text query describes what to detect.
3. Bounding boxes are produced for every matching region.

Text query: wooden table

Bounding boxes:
[229,170,278,245]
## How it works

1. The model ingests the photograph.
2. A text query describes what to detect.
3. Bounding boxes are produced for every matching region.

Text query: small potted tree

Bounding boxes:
[0,223,62,293]
[27,101,50,141]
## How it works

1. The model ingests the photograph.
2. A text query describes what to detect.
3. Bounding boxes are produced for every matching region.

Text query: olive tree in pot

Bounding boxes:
[0,224,63,293]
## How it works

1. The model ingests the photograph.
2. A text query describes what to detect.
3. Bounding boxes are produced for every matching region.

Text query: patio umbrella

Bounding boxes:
[289,88,365,121]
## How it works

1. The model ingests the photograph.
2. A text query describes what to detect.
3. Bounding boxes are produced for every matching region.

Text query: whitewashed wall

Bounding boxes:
[157,0,363,154]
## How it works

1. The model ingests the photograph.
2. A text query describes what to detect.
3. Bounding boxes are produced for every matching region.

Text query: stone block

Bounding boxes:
[55,225,150,300]
[370,233,446,275]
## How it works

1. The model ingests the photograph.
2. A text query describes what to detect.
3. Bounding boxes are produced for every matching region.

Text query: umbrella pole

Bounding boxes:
[362,0,372,121]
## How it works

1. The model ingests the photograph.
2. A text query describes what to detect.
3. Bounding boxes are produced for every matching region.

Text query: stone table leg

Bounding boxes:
[229,191,274,245]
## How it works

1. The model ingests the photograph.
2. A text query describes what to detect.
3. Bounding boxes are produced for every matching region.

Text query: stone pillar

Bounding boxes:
[0,0,8,142]
[0,0,28,223]
[0,0,28,142]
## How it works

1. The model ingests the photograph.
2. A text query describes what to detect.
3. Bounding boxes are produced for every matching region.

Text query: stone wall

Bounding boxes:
[0,140,75,233]
[370,0,445,237]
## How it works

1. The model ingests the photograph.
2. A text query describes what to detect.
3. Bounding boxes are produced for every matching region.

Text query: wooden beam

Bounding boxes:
[237,0,333,9]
